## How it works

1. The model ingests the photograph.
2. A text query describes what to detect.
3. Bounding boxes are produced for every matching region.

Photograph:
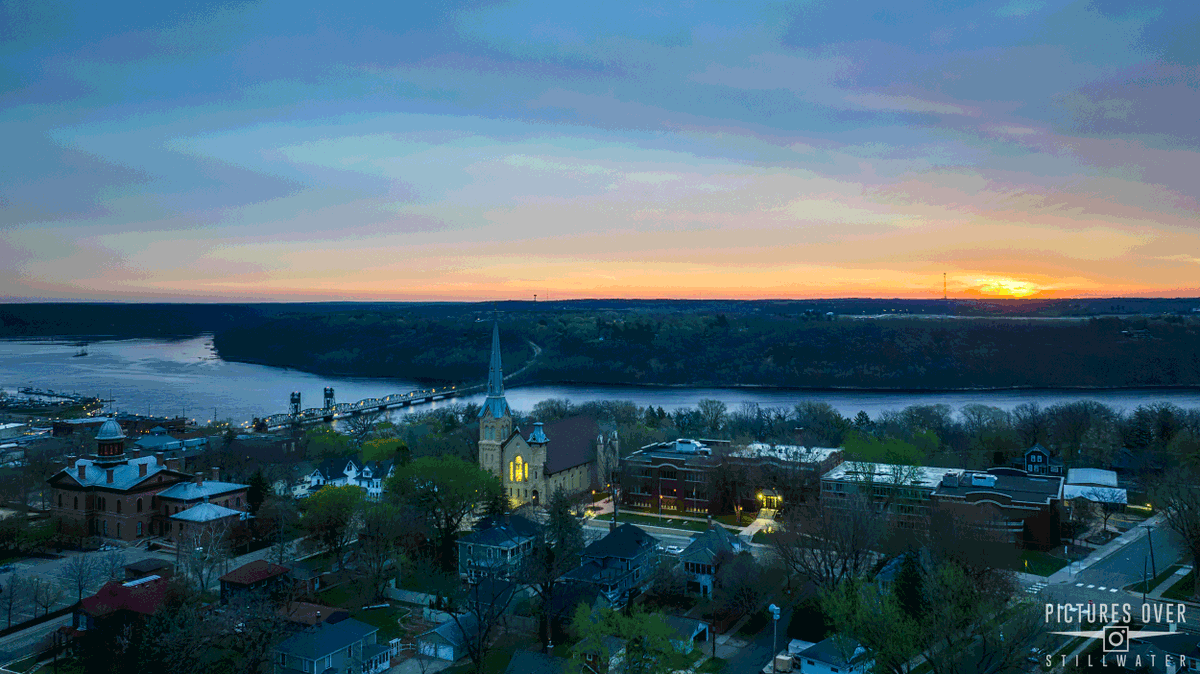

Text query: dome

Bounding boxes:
[95,419,125,441]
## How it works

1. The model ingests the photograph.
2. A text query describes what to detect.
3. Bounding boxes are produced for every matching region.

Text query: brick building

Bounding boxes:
[46,418,247,543]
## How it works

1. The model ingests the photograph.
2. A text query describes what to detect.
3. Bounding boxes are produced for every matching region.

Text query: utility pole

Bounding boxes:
[1148,526,1157,578]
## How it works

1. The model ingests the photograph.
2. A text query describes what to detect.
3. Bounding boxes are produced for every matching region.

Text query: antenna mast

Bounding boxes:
[943,273,947,300]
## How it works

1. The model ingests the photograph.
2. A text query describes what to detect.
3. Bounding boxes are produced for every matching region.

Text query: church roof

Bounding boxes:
[539,416,601,474]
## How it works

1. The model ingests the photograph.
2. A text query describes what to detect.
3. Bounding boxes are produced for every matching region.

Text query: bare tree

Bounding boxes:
[453,550,520,674]
[59,553,102,603]
[1,573,30,627]
[343,410,384,446]
[1085,487,1127,535]
[100,550,127,581]
[178,520,232,592]
[1156,474,1200,600]
[772,492,883,590]
[31,576,65,617]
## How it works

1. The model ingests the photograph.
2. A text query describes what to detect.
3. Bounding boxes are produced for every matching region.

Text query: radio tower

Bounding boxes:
[943,273,947,300]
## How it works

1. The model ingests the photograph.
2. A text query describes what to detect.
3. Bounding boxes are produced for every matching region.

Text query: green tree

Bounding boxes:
[246,469,270,516]
[303,426,351,461]
[385,456,501,572]
[300,485,363,571]
[570,606,683,674]
[892,552,925,621]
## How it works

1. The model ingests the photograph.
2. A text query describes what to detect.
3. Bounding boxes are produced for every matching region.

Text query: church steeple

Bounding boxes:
[488,320,504,398]
[479,319,511,420]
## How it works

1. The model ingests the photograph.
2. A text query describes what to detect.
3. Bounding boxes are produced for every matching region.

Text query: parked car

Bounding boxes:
[664,545,684,555]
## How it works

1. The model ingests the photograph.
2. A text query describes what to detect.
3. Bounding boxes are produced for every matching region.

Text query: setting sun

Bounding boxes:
[974,277,1043,298]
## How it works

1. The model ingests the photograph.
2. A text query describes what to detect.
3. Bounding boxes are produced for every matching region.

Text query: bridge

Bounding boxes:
[249,339,541,432]
[17,387,112,403]
[251,383,486,431]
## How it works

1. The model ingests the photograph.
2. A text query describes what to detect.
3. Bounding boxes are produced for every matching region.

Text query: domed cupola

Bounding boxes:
[94,418,126,461]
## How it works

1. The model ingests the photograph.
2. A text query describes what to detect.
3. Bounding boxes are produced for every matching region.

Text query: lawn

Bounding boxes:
[714,513,755,527]
[1125,563,1182,593]
[595,512,737,534]
[698,656,728,674]
[351,604,412,642]
[1015,550,1069,577]
[6,655,38,673]
[1162,570,1195,602]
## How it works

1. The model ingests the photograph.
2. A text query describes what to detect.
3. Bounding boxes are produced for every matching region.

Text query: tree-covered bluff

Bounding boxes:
[210,308,1200,389]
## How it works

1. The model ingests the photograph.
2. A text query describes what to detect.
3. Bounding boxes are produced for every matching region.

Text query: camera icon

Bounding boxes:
[1103,625,1129,653]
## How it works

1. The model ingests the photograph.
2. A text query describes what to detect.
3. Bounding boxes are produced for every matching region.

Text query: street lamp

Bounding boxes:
[769,604,781,674]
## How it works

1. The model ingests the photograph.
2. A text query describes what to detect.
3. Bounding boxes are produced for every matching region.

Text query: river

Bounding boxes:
[2,335,1200,426]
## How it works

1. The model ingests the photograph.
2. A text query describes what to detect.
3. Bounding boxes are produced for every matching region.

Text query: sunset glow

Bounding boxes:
[2,2,1198,301]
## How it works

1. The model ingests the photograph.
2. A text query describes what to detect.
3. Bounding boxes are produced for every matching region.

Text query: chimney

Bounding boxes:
[155,452,164,466]
[78,465,86,481]
[211,467,220,482]
[132,448,141,459]
[707,514,713,529]
[139,463,147,478]
[106,469,114,484]
[194,472,203,486]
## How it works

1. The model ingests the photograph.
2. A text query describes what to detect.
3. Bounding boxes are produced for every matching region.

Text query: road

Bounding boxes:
[726,606,792,674]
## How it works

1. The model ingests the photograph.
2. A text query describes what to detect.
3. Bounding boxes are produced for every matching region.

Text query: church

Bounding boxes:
[477,322,618,507]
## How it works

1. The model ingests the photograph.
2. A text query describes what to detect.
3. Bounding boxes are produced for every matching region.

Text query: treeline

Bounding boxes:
[210,307,1200,388]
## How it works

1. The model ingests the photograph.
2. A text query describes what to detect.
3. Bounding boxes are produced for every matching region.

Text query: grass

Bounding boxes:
[595,512,738,534]
[1125,563,1182,593]
[1016,550,1070,577]
[6,655,38,673]
[1162,570,1195,602]
[317,584,357,608]
[698,657,728,674]
[714,513,755,527]
[352,604,412,641]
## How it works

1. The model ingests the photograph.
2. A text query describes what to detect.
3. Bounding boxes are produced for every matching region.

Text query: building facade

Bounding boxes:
[477,322,617,506]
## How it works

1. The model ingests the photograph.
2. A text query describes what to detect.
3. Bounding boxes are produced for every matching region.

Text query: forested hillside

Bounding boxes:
[210,308,1200,389]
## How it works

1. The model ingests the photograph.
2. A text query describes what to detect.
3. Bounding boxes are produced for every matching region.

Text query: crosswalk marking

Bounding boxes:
[1076,583,1085,587]
[1098,586,1107,591]
[1087,584,1096,589]
[1110,588,1119,593]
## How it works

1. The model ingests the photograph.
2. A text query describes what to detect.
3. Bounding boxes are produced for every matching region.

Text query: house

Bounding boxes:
[353,460,395,501]
[1022,444,1064,476]
[280,602,350,627]
[477,322,619,506]
[793,636,872,674]
[679,523,744,596]
[220,559,291,604]
[168,501,246,546]
[662,616,709,654]
[157,469,250,541]
[74,574,171,633]
[272,617,389,674]
[47,418,197,541]
[132,426,184,452]
[561,524,658,608]
[457,513,539,580]
[417,614,480,662]
[308,457,361,490]
[123,558,173,582]
[504,651,569,674]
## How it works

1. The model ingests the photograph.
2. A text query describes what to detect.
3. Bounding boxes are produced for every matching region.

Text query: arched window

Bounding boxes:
[136,498,143,513]
[116,500,122,514]
[136,522,143,537]
[510,456,526,483]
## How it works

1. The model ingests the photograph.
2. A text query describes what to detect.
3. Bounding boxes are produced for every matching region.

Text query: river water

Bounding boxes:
[2,335,1200,425]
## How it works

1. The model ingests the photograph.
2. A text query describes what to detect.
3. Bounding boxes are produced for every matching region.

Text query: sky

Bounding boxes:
[2,0,1198,301]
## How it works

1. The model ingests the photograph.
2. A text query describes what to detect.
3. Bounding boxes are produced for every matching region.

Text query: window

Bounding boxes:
[136,522,143,537]
[102,520,108,536]
[116,523,121,538]
[116,500,122,514]
[136,498,142,513]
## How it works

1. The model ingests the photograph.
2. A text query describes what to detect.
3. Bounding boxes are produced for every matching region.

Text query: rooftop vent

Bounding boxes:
[941,472,959,488]
[970,473,998,488]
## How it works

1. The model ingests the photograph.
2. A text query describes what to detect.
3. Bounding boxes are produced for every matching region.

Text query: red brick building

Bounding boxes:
[47,418,248,543]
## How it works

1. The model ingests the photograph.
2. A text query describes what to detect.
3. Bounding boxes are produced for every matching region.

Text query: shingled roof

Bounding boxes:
[534,416,601,475]
[220,560,290,586]
[80,575,170,617]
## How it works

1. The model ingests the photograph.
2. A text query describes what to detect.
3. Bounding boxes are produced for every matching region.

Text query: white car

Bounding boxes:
[664,545,684,555]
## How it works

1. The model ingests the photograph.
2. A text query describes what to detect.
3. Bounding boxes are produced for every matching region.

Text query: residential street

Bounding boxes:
[725,606,792,674]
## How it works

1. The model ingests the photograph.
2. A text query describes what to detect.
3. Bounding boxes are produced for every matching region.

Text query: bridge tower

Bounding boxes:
[478,320,511,479]
[289,392,301,416]
[324,387,335,410]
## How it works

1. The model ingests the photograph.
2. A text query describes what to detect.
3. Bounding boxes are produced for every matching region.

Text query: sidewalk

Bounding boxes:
[1046,513,1165,585]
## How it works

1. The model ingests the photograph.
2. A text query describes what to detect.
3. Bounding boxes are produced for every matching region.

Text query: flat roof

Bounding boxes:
[736,444,840,462]
[935,471,1063,504]
[822,461,955,488]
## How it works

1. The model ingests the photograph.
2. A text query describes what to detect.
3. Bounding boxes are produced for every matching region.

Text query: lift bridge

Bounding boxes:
[251,383,485,432]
